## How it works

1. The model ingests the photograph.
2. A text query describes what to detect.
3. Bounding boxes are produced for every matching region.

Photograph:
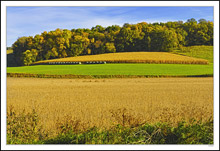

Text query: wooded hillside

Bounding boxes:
[11,18,213,66]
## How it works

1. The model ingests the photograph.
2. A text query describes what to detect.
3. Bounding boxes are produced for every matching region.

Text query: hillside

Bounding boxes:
[11,20,213,66]
[173,46,213,63]
[32,52,209,65]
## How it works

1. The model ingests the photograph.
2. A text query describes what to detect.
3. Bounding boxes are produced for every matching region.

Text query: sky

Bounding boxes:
[7,6,213,47]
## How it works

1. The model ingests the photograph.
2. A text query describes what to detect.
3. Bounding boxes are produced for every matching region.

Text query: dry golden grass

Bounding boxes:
[7,49,13,54]
[33,52,209,65]
[7,77,213,137]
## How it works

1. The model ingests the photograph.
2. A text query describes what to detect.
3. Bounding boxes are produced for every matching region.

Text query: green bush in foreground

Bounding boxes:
[7,106,46,144]
[7,108,213,144]
[44,121,213,144]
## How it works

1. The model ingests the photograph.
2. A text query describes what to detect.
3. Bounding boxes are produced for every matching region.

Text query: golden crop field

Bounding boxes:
[7,77,213,137]
[33,52,209,65]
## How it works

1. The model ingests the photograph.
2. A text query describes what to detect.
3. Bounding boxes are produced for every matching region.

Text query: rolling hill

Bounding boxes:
[32,52,209,65]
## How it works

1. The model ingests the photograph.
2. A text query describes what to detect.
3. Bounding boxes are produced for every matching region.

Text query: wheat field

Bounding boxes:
[33,52,209,65]
[7,77,213,137]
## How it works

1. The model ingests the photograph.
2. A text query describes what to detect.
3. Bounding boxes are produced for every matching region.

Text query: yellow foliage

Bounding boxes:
[87,48,91,55]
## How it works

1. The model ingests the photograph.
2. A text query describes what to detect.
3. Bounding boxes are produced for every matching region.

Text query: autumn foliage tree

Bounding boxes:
[12,18,213,66]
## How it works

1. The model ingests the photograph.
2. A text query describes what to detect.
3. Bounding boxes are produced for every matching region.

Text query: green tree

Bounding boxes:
[105,42,116,53]
[150,26,178,51]
[22,49,38,66]
[69,35,90,56]
[12,36,28,65]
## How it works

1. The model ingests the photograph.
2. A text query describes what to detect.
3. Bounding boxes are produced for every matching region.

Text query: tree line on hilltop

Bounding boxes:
[11,18,213,66]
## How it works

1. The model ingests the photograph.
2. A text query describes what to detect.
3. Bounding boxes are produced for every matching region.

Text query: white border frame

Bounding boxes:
[1,1,219,150]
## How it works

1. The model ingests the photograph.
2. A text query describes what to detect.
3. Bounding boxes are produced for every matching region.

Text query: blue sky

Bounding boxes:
[7,6,213,47]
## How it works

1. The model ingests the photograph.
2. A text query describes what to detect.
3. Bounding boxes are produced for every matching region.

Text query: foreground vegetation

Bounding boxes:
[7,78,213,141]
[11,18,213,66]
[7,107,213,144]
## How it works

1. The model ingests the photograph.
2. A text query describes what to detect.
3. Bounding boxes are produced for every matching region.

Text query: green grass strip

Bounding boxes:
[7,64,213,77]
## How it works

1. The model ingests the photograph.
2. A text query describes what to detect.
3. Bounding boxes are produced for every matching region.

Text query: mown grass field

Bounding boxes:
[33,52,209,65]
[173,46,213,63]
[7,63,213,76]
[7,77,213,144]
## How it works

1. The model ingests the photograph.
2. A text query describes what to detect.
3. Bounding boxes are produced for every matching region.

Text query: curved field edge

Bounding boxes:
[32,52,209,65]
[7,64,213,77]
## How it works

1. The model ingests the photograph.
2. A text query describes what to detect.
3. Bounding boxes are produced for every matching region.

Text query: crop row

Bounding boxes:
[33,59,209,65]
[38,61,107,65]
[32,52,209,65]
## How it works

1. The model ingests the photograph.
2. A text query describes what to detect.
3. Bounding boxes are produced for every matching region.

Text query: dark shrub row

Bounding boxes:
[7,73,213,79]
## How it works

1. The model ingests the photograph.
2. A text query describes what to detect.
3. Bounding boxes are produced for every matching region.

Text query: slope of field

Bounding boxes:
[173,46,213,63]
[32,52,209,65]
[7,77,213,137]
[7,63,213,76]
